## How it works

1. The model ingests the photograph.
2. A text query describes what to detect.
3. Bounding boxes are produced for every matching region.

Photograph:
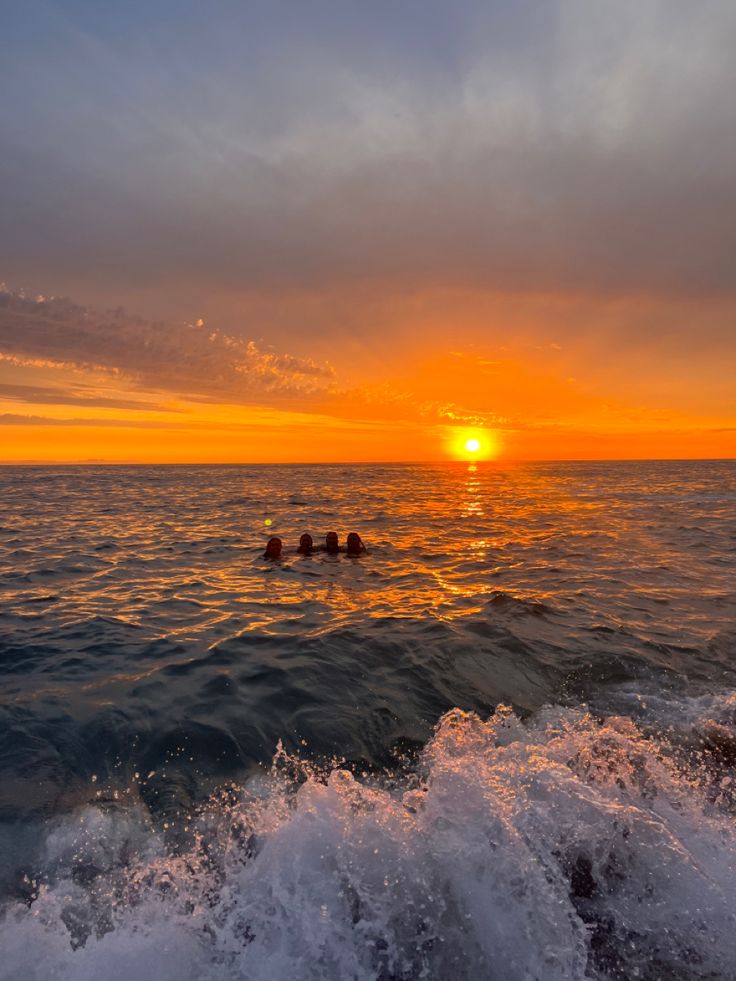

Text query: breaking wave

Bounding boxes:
[3,701,736,981]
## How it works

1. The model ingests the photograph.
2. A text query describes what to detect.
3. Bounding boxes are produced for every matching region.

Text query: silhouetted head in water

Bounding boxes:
[346,532,366,555]
[297,533,314,554]
[325,531,340,554]
[264,536,282,559]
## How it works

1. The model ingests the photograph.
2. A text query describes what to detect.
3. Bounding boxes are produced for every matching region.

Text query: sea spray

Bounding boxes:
[2,703,736,980]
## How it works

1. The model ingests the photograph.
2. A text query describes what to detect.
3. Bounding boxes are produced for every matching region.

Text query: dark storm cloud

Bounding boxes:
[1,0,735,297]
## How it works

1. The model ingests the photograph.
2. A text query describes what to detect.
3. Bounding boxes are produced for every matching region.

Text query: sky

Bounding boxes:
[1,0,735,462]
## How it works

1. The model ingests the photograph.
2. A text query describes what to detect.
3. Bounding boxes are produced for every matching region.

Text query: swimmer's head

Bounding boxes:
[298,533,313,553]
[346,532,364,555]
[325,531,339,553]
[264,536,282,559]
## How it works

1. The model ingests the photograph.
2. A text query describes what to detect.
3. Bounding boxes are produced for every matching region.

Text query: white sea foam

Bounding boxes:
[2,703,736,981]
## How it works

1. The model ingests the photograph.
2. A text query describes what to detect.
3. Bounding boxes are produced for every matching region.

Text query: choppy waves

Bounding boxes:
[1,462,736,978]
[3,701,736,981]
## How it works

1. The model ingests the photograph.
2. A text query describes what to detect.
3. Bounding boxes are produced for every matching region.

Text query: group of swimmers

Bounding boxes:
[264,531,366,559]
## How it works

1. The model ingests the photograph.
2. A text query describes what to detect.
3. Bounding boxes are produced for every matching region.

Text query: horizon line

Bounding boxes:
[1,457,734,467]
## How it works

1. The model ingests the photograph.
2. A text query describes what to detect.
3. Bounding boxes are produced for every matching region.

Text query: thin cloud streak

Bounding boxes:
[0,414,186,428]
[0,383,176,412]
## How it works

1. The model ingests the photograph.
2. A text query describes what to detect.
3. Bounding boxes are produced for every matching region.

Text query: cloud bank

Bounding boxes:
[1,0,735,302]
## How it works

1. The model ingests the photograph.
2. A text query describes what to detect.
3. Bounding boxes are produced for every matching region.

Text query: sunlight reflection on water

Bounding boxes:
[1,462,736,977]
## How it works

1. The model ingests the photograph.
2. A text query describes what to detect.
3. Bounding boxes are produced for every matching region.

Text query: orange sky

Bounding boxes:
[2,5,735,462]
[1,288,733,462]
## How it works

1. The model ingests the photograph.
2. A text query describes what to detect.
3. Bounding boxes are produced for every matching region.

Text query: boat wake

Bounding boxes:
[3,699,736,980]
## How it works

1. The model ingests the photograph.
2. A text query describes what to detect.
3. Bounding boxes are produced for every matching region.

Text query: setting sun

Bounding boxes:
[447,429,500,461]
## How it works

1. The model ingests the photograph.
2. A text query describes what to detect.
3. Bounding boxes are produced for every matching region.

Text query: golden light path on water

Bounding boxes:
[1,462,735,981]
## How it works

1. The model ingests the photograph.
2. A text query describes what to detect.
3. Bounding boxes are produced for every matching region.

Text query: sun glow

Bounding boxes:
[448,429,500,461]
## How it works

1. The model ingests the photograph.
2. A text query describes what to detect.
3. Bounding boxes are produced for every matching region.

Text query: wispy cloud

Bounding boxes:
[0,413,186,428]
[0,382,175,411]
[0,286,335,404]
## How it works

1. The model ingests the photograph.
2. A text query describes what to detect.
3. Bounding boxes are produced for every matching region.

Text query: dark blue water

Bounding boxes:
[1,462,735,979]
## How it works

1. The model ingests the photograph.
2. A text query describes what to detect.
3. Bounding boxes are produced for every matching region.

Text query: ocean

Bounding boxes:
[0,461,735,980]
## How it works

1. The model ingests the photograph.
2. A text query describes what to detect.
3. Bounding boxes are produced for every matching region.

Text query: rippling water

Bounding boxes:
[1,461,735,979]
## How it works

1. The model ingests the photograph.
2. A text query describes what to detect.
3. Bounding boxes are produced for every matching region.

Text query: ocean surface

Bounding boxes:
[1,461,735,980]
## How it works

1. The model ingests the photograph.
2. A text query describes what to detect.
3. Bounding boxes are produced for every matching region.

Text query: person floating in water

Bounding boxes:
[297,533,314,554]
[324,531,340,554]
[263,536,283,559]
[346,532,367,555]
[263,532,366,557]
